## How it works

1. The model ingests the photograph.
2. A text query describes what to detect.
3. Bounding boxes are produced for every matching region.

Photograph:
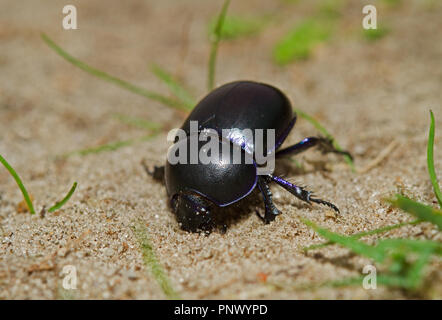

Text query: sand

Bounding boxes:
[0,0,441,299]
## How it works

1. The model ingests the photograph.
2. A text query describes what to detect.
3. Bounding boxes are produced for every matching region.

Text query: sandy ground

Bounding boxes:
[0,0,441,299]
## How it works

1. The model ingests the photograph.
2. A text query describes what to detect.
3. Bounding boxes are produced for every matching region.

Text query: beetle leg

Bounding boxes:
[171,191,214,232]
[275,136,352,160]
[143,161,165,182]
[257,176,281,223]
[268,174,340,213]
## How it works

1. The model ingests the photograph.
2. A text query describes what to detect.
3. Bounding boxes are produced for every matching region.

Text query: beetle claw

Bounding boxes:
[310,197,340,213]
[256,209,278,224]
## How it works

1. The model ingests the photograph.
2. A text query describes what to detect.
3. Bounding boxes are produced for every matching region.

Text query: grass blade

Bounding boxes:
[48,182,78,213]
[294,108,355,170]
[112,114,162,131]
[62,134,158,158]
[377,238,442,255]
[303,219,421,251]
[150,64,195,110]
[386,195,442,230]
[209,15,268,40]
[0,154,35,214]
[41,33,187,111]
[207,0,230,91]
[301,218,386,262]
[273,19,332,64]
[427,110,442,208]
[132,222,179,299]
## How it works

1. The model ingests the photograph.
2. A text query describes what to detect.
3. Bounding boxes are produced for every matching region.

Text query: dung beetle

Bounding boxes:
[150,81,351,232]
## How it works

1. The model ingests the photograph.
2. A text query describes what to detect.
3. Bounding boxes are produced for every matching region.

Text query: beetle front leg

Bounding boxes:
[257,176,281,224]
[268,174,340,213]
[143,161,165,182]
[171,191,214,232]
[275,136,352,160]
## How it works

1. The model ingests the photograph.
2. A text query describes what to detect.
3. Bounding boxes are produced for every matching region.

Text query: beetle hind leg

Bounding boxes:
[276,136,352,160]
[268,174,340,213]
[257,176,281,224]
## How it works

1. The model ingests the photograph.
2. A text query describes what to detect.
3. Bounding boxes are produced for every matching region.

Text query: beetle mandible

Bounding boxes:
[150,81,352,232]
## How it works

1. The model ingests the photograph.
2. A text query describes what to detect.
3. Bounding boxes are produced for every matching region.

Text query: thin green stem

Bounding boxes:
[0,154,35,214]
[207,0,230,91]
[61,134,158,158]
[386,195,442,230]
[427,110,442,208]
[41,33,187,111]
[294,108,355,171]
[48,182,78,213]
[304,219,421,251]
[132,222,180,299]
[150,64,195,110]
[112,114,162,131]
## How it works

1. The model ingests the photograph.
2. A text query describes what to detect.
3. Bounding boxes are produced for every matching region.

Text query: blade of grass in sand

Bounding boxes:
[62,134,158,158]
[386,195,442,230]
[150,64,195,110]
[273,19,331,64]
[294,108,355,170]
[0,154,35,214]
[427,110,442,208]
[207,0,230,91]
[303,219,421,251]
[112,114,162,131]
[301,219,440,290]
[48,182,78,213]
[377,238,442,256]
[41,33,187,111]
[301,218,386,262]
[209,15,268,40]
[133,223,179,299]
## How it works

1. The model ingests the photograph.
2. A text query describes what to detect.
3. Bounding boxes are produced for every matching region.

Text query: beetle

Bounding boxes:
[150,81,352,232]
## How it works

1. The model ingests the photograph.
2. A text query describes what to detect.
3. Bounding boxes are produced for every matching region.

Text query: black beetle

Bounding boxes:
[151,81,351,232]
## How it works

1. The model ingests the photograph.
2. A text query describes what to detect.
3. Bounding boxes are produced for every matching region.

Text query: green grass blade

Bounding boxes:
[377,239,440,289]
[273,19,332,65]
[0,154,35,214]
[207,0,230,91]
[427,110,442,208]
[405,249,436,289]
[48,182,77,213]
[150,64,195,110]
[64,140,136,157]
[41,33,187,111]
[301,218,386,262]
[377,238,442,255]
[303,219,421,251]
[209,15,267,40]
[112,114,162,131]
[294,108,355,170]
[62,134,158,158]
[132,222,179,299]
[386,195,442,230]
